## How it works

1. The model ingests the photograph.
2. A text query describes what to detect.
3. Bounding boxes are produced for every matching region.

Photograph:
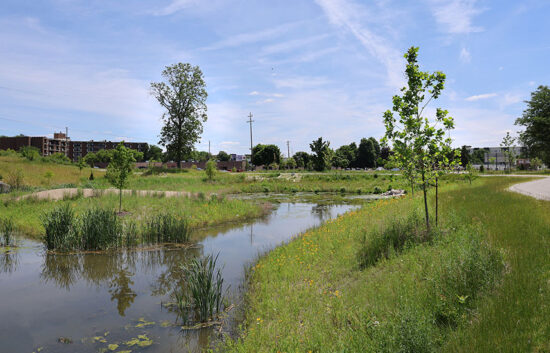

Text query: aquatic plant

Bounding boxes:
[42,204,77,250]
[0,217,15,246]
[143,212,189,243]
[79,207,122,250]
[181,253,224,322]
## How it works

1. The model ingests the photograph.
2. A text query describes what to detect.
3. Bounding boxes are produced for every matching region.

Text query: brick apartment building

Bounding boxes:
[0,132,147,162]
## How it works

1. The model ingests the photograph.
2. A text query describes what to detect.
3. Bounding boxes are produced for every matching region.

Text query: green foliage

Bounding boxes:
[142,212,189,243]
[43,152,71,165]
[42,204,76,250]
[151,63,208,168]
[252,144,281,166]
[205,160,216,181]
[144,144,163,161]
[358,213,433,268]
[217,150,230,161]
[80,208,122,250]
[465,163,478,184]
[0,217,15,246]
[292,151,310,169]
[357,137,378,168]
[515,85,550,165]
[106,142,137,212]
[382,46,456,228]
[19,146,40,161]
[5,168,24,189]
[309,137,331,171]
[460,146,470,167]
[180,254,224,322]
[500,132,516,171]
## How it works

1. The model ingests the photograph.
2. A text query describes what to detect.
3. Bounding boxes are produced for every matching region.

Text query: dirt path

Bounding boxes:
[508,176,550,201]
[18,188,193,201]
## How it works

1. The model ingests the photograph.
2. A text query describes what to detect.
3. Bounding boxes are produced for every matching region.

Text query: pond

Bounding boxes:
[0,202,357,353]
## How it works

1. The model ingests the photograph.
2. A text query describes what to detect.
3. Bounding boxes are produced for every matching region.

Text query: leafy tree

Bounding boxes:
[382,46,455,229]
[106,143,137,212]
[252,144,280,166]
[205,159,216,181]
[515,85,550,165]
[190,150,210,162]
[500,132,516,172]
[460,145,471,167]
[20,146,40,161]
[144,145,163,161]
[83,152,98,168]
[285,157,296,170]
[151,63,208,168]
[470,149,486,164]
[77,157,86,174]
[217,151,230,162]
[292,152,310,169]
[335,144,357,168]
[309,137,331,171]
[369,137,381,163]
[357,138,377,168]
[465,163,478,185]
[331,151,349,169]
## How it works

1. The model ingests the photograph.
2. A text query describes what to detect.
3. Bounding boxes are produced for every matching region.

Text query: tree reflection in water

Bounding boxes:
[40,245,202,316]
[311,204,334,221]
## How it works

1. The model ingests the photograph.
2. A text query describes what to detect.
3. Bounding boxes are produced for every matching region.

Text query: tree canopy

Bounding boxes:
[151,63,208,168]
[309,137,331,171]
[515,85,550,165]
[217,151,230,162]
[252,144,280,166]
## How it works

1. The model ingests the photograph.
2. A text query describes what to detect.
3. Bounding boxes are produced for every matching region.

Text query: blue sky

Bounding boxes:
[0,0,548,155]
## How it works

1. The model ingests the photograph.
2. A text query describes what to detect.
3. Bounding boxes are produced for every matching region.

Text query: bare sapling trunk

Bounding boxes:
[435,176,438,227]
[119,188,122,213]
[421,167,430,230]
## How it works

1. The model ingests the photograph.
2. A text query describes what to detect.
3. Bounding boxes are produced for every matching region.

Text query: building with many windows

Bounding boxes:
[0,132,147,162]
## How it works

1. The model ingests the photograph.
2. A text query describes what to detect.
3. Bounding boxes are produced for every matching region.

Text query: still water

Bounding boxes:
[0,203,356,353]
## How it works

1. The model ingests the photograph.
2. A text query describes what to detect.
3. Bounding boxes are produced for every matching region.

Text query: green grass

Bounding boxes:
[223,177,550,352]
[0,155,104,188]
[1,193,268,239]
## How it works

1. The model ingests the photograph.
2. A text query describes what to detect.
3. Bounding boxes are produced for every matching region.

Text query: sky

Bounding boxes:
[0,0,549,155]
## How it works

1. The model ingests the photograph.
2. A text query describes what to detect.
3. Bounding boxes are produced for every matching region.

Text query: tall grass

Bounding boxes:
[42,204,76,250]
[358,212,435,268]
[0,217,16,246]
[142,212,190,243]
[80,208,122,250]
[179,254,225,322]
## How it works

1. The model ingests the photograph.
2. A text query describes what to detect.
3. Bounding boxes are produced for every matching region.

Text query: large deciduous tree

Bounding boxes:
[382,46,455,229]
[515,85,550,166]
[309,137,331,171]
[151,63,208,169]
[252,144,281,166]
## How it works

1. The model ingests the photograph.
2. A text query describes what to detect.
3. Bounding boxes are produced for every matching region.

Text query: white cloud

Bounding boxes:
[153,0,201,16]
[314,0,405,89]
[465,93,497,101]
[249,91,260,96]
[429,0,484,34]
[460,47,471,63]
[502,93,523,106]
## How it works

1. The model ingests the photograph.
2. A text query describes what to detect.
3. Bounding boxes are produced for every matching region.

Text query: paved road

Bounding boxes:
[509,176,550,201]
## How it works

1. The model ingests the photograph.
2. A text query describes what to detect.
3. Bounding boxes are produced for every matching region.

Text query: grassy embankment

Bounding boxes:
[224,177,550,352]
[1,193,268,240]
[0,155,103,188]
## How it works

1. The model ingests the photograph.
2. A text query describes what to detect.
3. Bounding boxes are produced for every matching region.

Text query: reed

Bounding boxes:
[42,204,76,250]
[181,254,224,322]
[79,208,122,250]
[0,217,15,246]
[143,212,189,243]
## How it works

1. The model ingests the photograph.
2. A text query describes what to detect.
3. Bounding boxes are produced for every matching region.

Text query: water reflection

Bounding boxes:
[312,204,334,221]
[0,248,19,274]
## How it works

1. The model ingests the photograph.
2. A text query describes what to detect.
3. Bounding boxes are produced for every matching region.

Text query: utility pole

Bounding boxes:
[208,140,211,158]
[286,140,290,159]
[247,112,254,166]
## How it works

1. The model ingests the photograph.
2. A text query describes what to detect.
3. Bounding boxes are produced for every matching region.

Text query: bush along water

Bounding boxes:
[42,205,190,251]
[176,253,225,323]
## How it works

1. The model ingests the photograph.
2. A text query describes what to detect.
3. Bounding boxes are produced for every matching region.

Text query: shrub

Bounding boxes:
[80,208,122,250]
[5,169,24,189]
[373,186,383,194]
[358,213,434,268]
[42,204,77,250]
[180,254,224,322]
[205,160,216,181]
[143,212,189,243]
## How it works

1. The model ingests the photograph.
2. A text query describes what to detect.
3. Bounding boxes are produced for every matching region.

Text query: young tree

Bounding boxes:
[205,159,216,181]
[515,85,550,165]
[500,132,516,172]
[151,63,208,169]
[309,137,331,171]
[77,157,86,175]
[465,163,478,185]
[460,145,471,167]
[382,46,455,229]
[106,143,137,213]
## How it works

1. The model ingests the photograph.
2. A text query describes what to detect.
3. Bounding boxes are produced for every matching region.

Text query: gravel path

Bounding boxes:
[509,176,550,201]
[18,188,192,201]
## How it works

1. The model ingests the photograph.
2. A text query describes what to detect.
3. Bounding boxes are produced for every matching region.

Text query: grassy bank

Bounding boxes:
[224,177,550,352]
[0,155,103,188]
[1,193,269,239]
